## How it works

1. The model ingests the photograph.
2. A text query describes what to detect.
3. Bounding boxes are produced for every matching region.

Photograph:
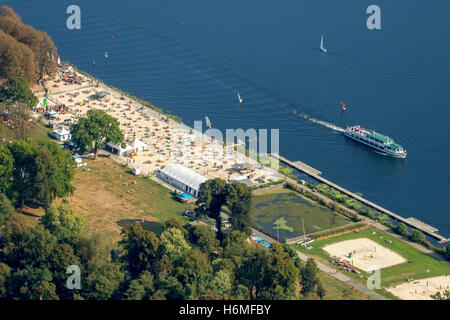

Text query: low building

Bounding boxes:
[159,164,207,197]
[95,91,111,101]
[45,109,57,120]
[129,138,147,153]
[52,127,71,141]
[230,175,254,187]
[106,142,133,156]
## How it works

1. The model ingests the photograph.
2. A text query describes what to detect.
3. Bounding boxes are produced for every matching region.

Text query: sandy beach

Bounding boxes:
[34,64,282,188]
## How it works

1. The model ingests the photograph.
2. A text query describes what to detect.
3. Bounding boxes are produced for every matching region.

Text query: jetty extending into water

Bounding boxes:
[272,153,449,244]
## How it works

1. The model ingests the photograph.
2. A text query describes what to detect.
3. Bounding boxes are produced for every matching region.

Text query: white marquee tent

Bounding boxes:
[159,164,207,197]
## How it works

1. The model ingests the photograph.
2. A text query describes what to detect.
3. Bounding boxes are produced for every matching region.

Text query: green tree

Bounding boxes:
[160,227,191,264]
[222,231,252,270]
[300,258,320,297]
[0,77,38,108]
[8,266,59,300]
[410,229,426,243]
[163,217,184,231]
[38,140,75,199]
[396,223,409,237]
[0,262,11,299]
[124,271,155,300]
[0,193,15,226]
[232,284,250,300]
[187,224,218,256]
[225,182,253,236]
[82,258,124,300]
[316,281,326,299]
[4,224,57,269]
[47,243,81,299]
[262,242,299,299]
[119,223,160,277]
[197,179,228,242]
[34,148,58,209]
[70,109,124,160]
[210,269,232,296]
[0,144,13,194]
[41,201,85,240]
[180,247,213,299]
[155,276,185,300]
[7,139,38,206]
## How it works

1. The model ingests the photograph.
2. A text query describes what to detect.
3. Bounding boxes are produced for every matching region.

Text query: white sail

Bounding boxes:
[205,116,212,128]
[237,92,243,103]
[320,34,327,53]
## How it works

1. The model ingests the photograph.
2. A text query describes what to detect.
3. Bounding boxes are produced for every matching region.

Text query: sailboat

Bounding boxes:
[340,100,346,111]
[205,116,212,129]
[237,92,243,104]
[320,34,327,53]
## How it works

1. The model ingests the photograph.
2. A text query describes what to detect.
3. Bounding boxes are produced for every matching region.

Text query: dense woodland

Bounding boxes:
[0,6,57,84]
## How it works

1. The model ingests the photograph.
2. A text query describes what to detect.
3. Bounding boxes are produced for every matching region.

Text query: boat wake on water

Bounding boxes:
[292,110,345,133]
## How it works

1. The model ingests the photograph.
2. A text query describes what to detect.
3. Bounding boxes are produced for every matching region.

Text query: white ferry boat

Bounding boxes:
[345,125,407,158]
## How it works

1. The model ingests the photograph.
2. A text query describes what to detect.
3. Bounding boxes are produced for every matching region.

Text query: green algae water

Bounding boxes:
[251,189,351,240]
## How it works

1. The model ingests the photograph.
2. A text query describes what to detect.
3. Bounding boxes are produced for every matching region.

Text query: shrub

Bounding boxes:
[396,223,409,238]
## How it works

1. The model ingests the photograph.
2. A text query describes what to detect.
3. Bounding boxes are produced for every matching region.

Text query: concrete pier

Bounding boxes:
[272,153,449,244]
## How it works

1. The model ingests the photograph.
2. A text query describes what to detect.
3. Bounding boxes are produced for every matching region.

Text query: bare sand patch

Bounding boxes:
[386,275,450,300]
[323,238,406,272]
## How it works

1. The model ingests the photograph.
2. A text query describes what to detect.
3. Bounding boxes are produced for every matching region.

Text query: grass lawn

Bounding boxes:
[293,227,450,299]
[0,120,51,142]
[64,156,193,243]
[315,270,373,300]
[16,155,194,245]
[251,189,351,241]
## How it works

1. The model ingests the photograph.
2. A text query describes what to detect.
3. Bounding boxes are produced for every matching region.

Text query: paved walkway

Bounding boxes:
[251,228,388,300]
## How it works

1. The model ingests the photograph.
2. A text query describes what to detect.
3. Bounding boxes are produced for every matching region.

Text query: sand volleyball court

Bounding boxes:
[323,238,406,272]
[387,275,450,300]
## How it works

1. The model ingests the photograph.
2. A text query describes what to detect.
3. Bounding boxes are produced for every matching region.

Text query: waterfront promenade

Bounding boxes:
[272,154,449,244]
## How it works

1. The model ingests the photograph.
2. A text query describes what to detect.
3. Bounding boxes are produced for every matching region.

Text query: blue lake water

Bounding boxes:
[6,0,450,237]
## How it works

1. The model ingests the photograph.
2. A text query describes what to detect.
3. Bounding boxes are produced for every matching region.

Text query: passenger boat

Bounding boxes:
[344,125,407,158]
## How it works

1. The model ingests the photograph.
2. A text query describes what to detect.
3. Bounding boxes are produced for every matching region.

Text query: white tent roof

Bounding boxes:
[160,164,207,191]
[129,138,147,149]
[54,127,70,135]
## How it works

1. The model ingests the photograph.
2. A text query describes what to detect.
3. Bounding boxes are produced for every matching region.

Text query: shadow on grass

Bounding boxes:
[18,210,41,218]
[116,219,164,236]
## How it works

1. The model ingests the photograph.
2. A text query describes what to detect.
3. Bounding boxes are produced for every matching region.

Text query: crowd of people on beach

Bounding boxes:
[34,64,282,185]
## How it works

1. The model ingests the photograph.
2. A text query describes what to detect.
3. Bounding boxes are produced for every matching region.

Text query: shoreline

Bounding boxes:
[38,62,448,246]
[37,63,283,187]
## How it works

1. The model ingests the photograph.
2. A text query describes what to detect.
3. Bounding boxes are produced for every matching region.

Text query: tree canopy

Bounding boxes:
[0,7,58,81]
[0,76,38,108]
[71,109,124,159]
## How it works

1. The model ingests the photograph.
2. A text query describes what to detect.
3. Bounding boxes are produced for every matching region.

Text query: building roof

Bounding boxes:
[96,91,110,98]
[107,141,132,151]
[368,132,391,143]
[129,138,147,149]
[53,127,70,135]
[231,176,254,187]
[160,164,207,191]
